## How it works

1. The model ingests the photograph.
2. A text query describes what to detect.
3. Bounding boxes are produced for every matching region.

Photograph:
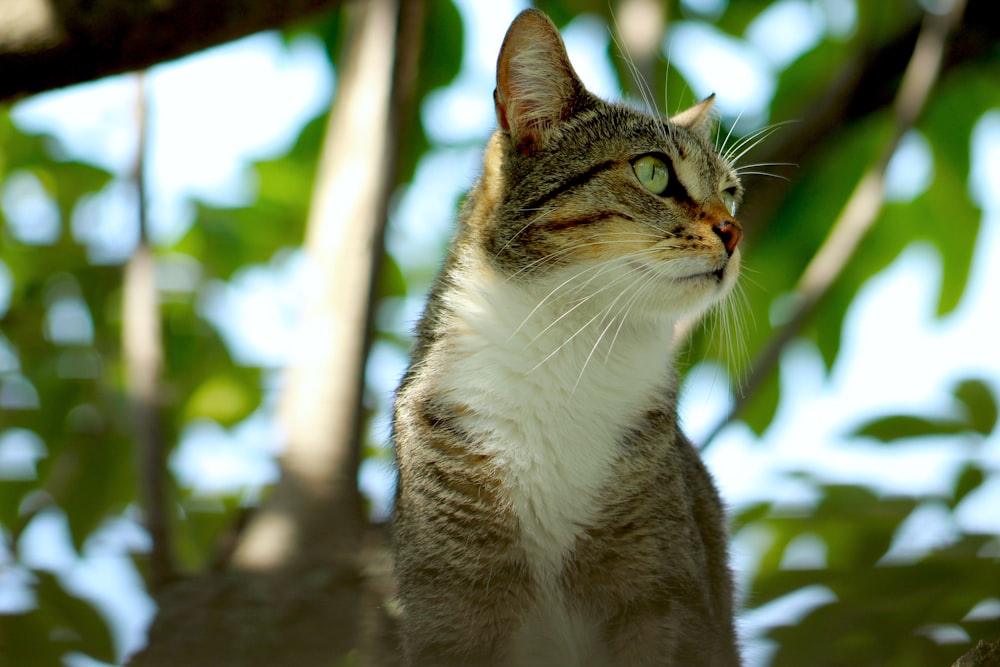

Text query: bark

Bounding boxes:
[952,640,1000,667]
[0,0,346,102]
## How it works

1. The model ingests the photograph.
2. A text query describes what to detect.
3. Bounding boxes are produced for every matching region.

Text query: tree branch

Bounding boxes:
[122,72,174,586]
[951,639,1000,667]
[0,0,345,102]
[701,0,969,448]
[737,0,997,242]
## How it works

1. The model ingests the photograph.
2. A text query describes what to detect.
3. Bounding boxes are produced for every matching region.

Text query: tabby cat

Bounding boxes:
[392,9,743,666]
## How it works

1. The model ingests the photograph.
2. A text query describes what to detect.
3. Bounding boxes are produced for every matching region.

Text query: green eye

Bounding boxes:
[721,188,738,216]
[633,155,670,195]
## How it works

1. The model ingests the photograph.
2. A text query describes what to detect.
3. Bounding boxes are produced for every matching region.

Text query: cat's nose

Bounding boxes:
[712,220,742,256]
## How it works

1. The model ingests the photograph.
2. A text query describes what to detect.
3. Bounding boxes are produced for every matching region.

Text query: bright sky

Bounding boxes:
[1,0,998,664]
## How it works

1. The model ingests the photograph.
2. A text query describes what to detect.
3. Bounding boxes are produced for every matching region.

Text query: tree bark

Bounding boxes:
[0,0,346,102]
[952,640,1000,667]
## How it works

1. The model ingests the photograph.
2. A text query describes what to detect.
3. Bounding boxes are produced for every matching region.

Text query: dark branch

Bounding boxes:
[0,0,345,102]
[738,0,998,241]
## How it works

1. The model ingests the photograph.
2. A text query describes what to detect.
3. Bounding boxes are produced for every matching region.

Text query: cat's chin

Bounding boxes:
[681,267,726,283]
[641,255,740,317]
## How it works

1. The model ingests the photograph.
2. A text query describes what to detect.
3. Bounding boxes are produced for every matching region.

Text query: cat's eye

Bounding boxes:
[720,188,738,216]
[633,155,670,195]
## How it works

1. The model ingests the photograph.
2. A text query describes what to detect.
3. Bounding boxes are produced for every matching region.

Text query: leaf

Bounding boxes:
[951,464,985,508]
[420,0,463,93]
[740,357,780,436]
[853,414,970,443]
[953,378,998,437]
[378,251,407,300]
[0,571,116,666]
[184,375,256,427]
[0,609,66,667]
[173,497,243,571]
[44,432,134,552]
[33,572,116,663]
[851,378,998,443]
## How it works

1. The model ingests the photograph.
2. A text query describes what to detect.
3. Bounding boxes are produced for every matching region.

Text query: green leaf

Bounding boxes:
[173,497,243,571]
[420,0,463,93]
[0,609,67,667]
[34,572,116,663]
[184,375,256,427]
[0,571,117,666]
[951,464,985,508]
[378,251,407,300]
[738,353,779,437]
[953,378,998,436]
[853,415,970,443]
[44,433,134,552]
[851,378,998,443]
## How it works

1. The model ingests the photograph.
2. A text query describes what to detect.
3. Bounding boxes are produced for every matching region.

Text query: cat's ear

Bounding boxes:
[494,9,587,153]
[671,94,716,141]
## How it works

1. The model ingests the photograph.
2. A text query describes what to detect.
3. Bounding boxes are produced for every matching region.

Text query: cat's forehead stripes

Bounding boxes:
[518,158,620,213]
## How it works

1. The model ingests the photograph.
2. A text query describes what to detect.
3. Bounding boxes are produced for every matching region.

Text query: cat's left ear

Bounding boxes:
[494,9,588,154]
[671,94,716,141]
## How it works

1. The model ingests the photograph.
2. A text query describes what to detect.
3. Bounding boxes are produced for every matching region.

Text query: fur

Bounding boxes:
[393,9,744,666]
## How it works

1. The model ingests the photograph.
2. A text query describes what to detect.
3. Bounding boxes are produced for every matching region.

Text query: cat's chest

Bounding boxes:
[437,278,675,575]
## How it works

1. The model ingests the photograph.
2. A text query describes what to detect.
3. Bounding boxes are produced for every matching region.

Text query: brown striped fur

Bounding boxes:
[393,9,743,666]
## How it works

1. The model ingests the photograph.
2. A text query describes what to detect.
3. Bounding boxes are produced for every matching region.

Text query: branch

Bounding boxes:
[951,639,1000,667]
[738,0,997,242]
[122,73,174,586]
[0,0,345,102]
[229,0,402,574]
[701,0,969,448]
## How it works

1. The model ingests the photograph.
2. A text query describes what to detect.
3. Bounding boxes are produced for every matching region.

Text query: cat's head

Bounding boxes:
[476,9,742,320]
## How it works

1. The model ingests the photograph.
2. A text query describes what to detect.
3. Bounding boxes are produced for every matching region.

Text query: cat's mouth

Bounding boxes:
[626,259,729,284]
[684,266,726,283]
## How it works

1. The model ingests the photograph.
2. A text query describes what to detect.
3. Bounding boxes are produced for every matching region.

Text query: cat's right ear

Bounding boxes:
[671,95,717,141]
[494,9,587,154]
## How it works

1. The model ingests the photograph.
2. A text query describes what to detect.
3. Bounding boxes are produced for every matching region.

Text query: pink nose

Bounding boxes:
[713,219,742,256]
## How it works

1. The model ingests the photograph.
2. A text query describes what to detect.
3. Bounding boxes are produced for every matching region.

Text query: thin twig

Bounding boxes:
[123,72,173,585]
[700,0,968,449]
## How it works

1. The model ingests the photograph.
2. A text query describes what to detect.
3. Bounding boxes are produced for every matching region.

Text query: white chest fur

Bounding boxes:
[436,261,676,578]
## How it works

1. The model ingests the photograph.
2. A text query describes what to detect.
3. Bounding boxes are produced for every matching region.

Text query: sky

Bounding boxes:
[1,0,998,665]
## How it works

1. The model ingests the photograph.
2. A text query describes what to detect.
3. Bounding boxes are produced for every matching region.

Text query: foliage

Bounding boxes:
[0,0,998,665]
[743,377,1000,666]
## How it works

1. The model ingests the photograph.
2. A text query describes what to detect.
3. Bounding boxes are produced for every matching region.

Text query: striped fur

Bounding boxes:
[393,9,743,666]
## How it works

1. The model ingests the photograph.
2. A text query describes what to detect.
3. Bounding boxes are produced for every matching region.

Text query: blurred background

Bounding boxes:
[0,0,998,665]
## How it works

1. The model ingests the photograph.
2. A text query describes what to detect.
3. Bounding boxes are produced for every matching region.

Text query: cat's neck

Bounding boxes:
[434,252,679,573]
[440,252,678,399]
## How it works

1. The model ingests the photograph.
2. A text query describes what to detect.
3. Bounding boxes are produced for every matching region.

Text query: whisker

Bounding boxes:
[735,161,797,170]
[607,12,667,144]
[718,109,745,157]
[725,120,796,166]
[516,247,660,341]
[735,171,791,182]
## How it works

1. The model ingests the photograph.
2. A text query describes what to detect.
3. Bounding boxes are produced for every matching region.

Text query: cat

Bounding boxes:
[392,8,743,667]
